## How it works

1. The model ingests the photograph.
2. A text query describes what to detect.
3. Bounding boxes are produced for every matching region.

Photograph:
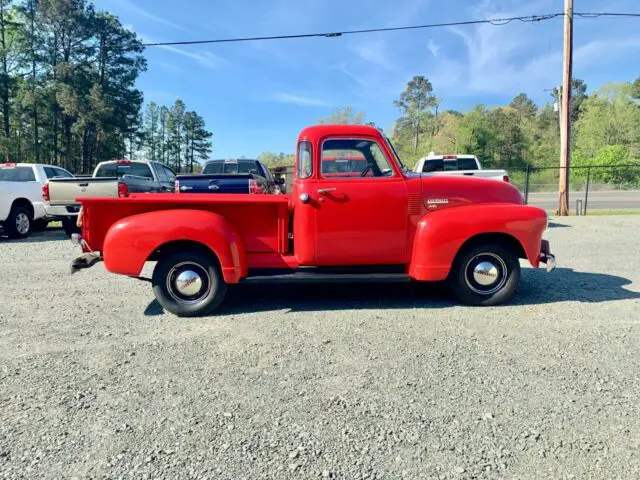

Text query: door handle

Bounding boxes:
[318,188,337,195]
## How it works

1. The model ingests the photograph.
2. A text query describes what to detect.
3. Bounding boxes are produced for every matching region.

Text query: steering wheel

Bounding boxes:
[360,165,372,177]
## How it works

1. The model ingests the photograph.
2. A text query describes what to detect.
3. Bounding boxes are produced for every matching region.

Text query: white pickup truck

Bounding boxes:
[413,153,509,182]
[0,163,73,239]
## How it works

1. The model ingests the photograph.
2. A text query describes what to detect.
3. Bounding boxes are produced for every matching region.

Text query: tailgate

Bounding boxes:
[177,174,251,194]
[48,178,119,206]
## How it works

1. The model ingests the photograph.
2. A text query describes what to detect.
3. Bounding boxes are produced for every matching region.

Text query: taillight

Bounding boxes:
[248,179,265,194]
[503,175,510,183]
[42,183,50,202]
[175,179,180,193]
[117,182,129,197]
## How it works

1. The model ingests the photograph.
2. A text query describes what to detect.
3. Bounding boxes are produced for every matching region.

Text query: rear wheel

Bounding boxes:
[449,243,520,306]
[152,250,227,317]
[5,206,32,239]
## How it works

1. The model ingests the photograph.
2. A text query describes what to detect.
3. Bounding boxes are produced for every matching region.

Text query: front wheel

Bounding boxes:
[152,250,227,317]
[449,243,520,306]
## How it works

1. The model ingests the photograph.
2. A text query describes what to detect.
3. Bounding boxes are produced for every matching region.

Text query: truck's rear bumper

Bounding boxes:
[539,239,556,272]
[45,204,80,217]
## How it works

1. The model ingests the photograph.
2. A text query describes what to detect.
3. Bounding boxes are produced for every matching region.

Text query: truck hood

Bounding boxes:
[415,173,524,209]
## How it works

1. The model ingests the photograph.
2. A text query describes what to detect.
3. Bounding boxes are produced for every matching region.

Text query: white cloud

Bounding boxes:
[350,40,393,69]
[272,93,330,107]
[334,63,369,88]
[112,0,190,32]
[150,44,227,70]
[427,39,441,58]
[574,37,640,66]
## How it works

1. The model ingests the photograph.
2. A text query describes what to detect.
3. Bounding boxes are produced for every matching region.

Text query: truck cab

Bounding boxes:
[72,125,555,317]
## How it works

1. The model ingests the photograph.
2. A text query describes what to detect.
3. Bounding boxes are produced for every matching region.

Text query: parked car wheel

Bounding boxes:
[449,243,520,306]
[5,205,32,239]
[152,250,227,317]
[62,217,80,236]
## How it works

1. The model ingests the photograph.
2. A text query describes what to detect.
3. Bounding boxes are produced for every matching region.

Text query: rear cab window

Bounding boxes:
[423,157,479,172]
[0,166,36,182]
[44,167,73,179]
[203,160,262,176]
[95,162,154,180]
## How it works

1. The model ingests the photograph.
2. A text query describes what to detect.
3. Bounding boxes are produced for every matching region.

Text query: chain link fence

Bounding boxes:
[509,164,640,214]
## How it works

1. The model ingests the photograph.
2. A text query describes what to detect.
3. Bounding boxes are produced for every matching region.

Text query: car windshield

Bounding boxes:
[203,160,261,176]
[0,166,35,182]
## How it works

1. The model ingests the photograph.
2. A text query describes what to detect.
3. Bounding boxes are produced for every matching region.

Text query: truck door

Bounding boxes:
[313,137,408,265]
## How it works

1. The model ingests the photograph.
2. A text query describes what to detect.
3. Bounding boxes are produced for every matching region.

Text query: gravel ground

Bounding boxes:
[1,216,639,479]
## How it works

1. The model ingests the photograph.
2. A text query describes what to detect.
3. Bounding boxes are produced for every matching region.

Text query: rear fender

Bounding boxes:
[103,209,247,283]
[409,204,547,281]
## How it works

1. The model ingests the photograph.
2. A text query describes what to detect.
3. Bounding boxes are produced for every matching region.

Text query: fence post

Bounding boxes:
[584,166,591,216]
[523,165,530,204]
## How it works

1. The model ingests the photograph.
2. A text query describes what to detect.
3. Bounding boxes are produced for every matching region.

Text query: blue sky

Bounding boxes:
[95,0,640,159]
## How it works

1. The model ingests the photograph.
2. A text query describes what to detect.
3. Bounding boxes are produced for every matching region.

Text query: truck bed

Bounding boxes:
[79,193,291,257]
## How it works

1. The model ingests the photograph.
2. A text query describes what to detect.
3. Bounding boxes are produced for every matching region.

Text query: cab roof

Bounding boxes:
[297,124,383,143]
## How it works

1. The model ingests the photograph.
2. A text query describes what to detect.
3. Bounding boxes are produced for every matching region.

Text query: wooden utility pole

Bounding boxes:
[558,0,573,216]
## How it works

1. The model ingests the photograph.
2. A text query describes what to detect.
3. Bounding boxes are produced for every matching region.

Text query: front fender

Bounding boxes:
[103,209,247,283]
[409,204,547,281]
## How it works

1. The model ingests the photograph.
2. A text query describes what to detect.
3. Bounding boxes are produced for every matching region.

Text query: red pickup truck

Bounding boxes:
[71,125,555,317]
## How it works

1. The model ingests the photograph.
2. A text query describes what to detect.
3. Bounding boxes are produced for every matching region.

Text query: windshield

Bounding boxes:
[383,136,407,171]
[0,166,35,182]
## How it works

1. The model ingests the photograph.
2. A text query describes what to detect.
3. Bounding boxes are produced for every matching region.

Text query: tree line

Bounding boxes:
[259,75,640,186]
[0,0,212,174]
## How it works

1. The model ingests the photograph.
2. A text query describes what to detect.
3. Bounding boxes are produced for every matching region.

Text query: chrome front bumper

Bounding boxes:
[540,239,556,272]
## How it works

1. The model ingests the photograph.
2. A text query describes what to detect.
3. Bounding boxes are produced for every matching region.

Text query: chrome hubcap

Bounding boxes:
[166,262,211,304]
[16,213,30,234]
[465,253,508,295]
[473,261,499,286]
[174,270,203,296]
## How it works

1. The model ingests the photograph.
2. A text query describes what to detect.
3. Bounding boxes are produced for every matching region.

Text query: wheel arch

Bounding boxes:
[147,239,223,271]
[11,198,34,218]
[454,232,526,263]
[102,209,248,283]
[408,204,547,281]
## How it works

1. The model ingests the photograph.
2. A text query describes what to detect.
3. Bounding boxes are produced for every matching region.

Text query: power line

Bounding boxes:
[142,13,564,47]
[141,11,640,47]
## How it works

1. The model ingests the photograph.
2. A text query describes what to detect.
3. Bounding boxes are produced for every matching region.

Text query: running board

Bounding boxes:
[241,272,411,284]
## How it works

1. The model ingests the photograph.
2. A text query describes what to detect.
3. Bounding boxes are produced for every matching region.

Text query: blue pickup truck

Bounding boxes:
[176,159,284,194]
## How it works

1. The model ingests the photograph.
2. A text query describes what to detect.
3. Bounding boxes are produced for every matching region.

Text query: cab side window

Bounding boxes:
[321,139,394,178]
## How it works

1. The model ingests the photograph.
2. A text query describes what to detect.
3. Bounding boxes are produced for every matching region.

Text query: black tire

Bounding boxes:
[32,219,49,231]
[152,250,227,317]
[4,205,32,239]
[448,243,520,306]
[62,217,80,236]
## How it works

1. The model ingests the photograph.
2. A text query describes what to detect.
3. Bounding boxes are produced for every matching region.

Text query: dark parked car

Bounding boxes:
[176,159,284,194]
